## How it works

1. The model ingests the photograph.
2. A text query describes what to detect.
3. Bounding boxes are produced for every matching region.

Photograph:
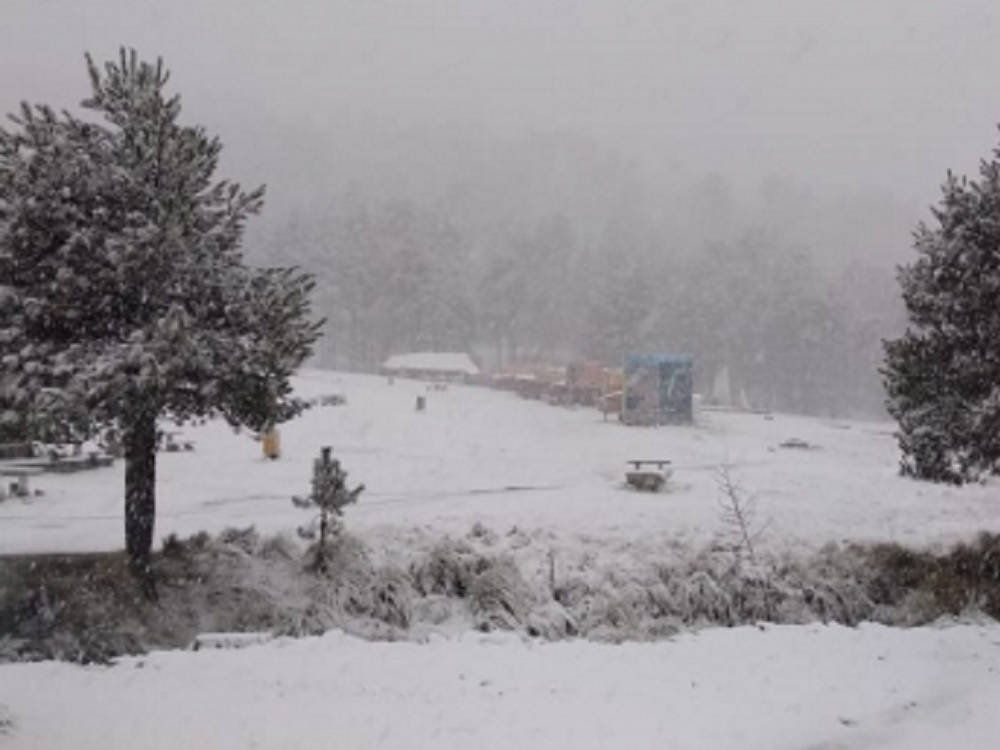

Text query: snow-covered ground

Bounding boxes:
[2,623,999,750]
[1,370,998,556]
[2,370,1000,749]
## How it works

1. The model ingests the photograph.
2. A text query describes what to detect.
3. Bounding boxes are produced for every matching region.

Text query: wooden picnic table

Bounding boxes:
[627,460,672,470]
[625,460,672,492]
[0,465,43,497]
[160,432,195,452]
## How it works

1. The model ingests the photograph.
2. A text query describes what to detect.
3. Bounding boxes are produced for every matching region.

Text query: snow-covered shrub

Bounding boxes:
[412,595,467,628]
[468,521,499,546]
[526,601,577,639]
[160,533,187,558]
[410,539,485,597]
[645,582,680,620]
[725,566,785,623]
[6,527,1000,663]
[552,576,593,609]
[218,526,262,556]
[275,602,337,639]
[368,566,416,629]
[673,569,734,625]
[305,528,372,579]
[576,579,652,638]
[257,533,300,562]
[468,556,532,631]
[306,533,376,617]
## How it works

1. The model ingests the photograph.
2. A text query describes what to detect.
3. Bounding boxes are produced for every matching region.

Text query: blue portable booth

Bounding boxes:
[622,354,694,425]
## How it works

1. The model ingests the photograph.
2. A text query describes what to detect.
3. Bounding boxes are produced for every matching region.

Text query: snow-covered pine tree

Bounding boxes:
[0,50,322,573]
[883,131,1000,483]
[292,446,364,569]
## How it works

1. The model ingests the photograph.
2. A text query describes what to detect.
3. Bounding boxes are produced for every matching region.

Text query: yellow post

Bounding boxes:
[262,427,281,460]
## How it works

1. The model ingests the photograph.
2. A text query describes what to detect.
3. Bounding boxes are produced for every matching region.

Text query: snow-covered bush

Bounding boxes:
[410,539,485,597]
[468,556,532,631]
[5,526,1000,664]
[368,567,416,629]
[526,601,577,639]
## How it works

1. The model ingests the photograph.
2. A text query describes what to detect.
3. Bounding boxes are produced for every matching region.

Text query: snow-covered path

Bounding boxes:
[2,623,999,750]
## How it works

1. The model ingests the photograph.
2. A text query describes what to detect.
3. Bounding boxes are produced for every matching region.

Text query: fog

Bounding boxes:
[3,0,998,413]
[5,1,998,208]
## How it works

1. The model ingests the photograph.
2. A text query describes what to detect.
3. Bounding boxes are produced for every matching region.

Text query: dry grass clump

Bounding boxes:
[409,539,534,631]
[467,556,533,631]
[525,601,577,639]
[367,566,416,629]
[409,539,486,598]
[534,541,908,637]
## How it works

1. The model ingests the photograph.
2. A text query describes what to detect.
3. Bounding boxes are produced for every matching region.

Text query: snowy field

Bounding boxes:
[2,370,1000,749]
[2,369,999,556]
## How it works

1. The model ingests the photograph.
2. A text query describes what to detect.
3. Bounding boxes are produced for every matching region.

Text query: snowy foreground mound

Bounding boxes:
[2,623,999,750]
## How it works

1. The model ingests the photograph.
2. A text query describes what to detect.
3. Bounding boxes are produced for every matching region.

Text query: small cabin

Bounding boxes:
[382,352,481,383]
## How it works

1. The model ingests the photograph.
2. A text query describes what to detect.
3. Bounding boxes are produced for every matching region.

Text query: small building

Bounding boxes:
[622,354,694,425]
[382,352,481,383]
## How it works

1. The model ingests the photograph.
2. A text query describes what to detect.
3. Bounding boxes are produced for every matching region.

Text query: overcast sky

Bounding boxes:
[2,0,999,207]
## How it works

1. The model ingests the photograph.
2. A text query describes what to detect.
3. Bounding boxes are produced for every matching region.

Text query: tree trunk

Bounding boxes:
[316,510,329,572]
[124,407,158,570]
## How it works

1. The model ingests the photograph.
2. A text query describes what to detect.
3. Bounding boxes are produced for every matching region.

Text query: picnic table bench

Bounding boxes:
[627,460,672,470]
[0,466,43,498]
[160,431,195,452]
[625,460,672,492]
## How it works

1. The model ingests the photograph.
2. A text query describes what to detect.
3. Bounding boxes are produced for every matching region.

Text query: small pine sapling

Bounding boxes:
[292,446,364,570]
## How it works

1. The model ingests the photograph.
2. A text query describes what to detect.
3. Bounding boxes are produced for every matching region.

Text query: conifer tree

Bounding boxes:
[883,131,1000,483]
[292,446,364,571]
[0,50,322,572]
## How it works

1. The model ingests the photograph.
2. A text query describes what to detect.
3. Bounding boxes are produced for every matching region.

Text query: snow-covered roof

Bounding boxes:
[383,352,480,376]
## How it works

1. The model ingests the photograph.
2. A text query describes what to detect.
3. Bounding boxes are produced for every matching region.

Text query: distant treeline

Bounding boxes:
[249,135,907,418]
[253,200,898,419]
